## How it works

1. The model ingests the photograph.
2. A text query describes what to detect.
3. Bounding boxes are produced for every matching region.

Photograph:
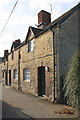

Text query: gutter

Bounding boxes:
[18,49,21,90]
[55,24,61,103]
[50,29,56,102]
[7,56,8,85]
[50,23,60,103]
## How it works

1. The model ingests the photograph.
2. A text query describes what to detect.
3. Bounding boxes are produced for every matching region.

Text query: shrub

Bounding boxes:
[63,50,80,108]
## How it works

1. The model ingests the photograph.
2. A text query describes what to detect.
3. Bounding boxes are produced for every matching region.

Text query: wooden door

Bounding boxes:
[38,66,45,96]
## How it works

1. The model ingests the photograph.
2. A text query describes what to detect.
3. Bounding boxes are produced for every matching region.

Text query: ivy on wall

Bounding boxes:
[63,49,80,108]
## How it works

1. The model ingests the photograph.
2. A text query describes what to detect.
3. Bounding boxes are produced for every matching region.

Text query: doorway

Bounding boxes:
[38,66,45,96]
[5,71,8,85]
[9,70,11,86]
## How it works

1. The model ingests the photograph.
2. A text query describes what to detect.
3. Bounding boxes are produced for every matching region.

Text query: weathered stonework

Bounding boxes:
[1,4,80,103]
[1,30,56,101]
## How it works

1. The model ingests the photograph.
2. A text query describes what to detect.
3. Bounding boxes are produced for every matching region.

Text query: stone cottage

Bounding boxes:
[1,3,79,102]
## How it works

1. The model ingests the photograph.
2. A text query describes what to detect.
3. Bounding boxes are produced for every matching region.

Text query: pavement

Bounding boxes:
[1,84,80,119]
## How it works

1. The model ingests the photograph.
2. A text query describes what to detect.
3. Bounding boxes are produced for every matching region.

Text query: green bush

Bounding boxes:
[63,50,80,108]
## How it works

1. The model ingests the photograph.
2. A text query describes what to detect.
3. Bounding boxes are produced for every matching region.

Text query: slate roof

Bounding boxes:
[6,3,80,54]
[13,42,21,49]
[34,3,80,37]
[31,26,43,35]
[2,57,4,62]
[47,3,79,28]
[25,26,43,41]
[11,41,21,51]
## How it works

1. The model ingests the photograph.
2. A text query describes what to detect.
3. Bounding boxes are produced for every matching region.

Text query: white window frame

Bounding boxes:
[28,40,34,52]
[23,68,30,81]
[13,69,18,80]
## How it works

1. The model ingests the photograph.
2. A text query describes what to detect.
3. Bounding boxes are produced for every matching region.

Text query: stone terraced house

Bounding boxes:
[1,3,79,103]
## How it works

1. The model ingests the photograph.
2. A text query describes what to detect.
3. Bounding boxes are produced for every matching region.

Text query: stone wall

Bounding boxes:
[8,50,19,88]
[56,8,78,101]
[7,30,55,101]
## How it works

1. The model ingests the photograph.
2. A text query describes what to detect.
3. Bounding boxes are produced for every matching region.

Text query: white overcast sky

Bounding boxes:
[0,0,79,57]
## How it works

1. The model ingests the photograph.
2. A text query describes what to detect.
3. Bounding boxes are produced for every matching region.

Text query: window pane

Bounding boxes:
[31,40,34,51]
[14,69,18,79]
[28,40,34,52]
[23,68,30,81]
[28,42,31,52]
[12,51,14,60]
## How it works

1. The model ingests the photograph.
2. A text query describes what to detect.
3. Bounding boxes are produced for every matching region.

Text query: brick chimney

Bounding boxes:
[4,50,8,59]
[15,39,21,43]
[38,10,51,29]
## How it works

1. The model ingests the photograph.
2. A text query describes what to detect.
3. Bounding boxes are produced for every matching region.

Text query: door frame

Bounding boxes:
[5,71,8,85]
[38,66,45,96]
[9,70,11,86]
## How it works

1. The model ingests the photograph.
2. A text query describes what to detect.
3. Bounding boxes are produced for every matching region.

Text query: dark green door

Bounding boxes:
[9,70,11,86]
[5,71,8,85]
[38,66,45,96]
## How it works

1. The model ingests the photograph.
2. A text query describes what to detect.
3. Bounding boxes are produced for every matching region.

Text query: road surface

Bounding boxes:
[1,84,79,119]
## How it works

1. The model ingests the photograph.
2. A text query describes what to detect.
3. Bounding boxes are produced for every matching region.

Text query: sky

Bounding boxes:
[0,0,79,57]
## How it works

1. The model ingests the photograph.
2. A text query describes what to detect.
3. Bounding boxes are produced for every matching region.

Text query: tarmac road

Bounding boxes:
[1,84,79,119]
[2,100,32,119]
